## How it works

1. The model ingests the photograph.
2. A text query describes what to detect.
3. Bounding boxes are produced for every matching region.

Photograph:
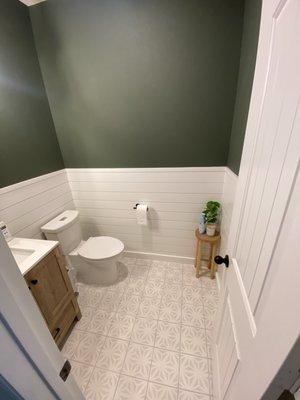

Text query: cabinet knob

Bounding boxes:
[53,327,61,339]
[30,279,38,285]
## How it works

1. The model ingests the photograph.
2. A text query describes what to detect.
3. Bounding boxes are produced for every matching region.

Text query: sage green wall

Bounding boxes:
[30,0,244,168]
[227,0,262,174]
[0,0,64,188]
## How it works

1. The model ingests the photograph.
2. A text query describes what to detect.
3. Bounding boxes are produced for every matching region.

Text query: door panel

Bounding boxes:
[215,289,240,399]
[25,250,71,325]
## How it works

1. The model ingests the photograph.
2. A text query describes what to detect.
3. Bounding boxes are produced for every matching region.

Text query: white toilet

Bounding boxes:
[41,210,124,286]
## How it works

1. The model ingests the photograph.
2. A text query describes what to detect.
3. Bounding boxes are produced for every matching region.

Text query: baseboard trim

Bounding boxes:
[124,250,194,264]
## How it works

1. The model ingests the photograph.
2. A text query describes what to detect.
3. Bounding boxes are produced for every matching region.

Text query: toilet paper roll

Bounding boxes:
[136,204,148,226]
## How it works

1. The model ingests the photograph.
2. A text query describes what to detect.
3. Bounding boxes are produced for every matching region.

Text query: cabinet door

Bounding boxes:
[25,248,74,329]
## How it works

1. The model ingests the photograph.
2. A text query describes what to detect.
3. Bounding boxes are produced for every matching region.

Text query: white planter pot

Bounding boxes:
[206,224,216,236]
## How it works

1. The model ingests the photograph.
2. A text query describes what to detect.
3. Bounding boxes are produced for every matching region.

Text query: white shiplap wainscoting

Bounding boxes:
[0,167,237,263]
[0,170,75,239]
[67,167,225,261]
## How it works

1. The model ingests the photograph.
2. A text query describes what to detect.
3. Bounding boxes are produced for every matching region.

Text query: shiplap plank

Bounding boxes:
[74,199,204,213]
[67,171,224,183]
[72,190,222,204]
[77,207,199,223]
[69,181,222,194]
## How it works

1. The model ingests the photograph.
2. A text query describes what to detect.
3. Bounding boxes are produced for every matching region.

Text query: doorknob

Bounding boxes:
[214,255,229,268]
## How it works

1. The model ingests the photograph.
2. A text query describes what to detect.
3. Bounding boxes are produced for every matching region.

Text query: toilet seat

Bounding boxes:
[78,236,124,261]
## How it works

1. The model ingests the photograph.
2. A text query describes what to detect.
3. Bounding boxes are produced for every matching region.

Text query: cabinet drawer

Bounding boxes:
[51,301,77,347]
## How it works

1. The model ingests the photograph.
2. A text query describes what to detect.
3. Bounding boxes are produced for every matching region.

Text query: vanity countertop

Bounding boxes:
[9,237,59,276]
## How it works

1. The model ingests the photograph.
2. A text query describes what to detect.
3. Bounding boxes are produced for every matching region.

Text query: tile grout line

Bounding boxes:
[144,261,166,399]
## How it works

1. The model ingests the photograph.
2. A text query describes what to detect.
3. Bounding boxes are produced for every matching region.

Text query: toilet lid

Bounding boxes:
[78,236,124,261]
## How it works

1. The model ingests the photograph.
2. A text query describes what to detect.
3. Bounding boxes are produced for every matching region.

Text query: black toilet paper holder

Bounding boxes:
[133,203,148,211]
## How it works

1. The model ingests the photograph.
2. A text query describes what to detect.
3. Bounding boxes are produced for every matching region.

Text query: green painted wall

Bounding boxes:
[30,0,244,168]
[227,0,262,174]
[0,0,64,188]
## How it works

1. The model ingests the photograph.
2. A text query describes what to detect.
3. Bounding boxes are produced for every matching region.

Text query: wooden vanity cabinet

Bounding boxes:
[25,246,81,348]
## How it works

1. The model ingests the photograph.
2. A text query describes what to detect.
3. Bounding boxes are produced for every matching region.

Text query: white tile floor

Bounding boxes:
[62,257,218,400]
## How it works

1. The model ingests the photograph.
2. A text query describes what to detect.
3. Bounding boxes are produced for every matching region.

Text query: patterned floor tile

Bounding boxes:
[72,332,106,366]
[179,354,210,394]
[108,313,135,340]
[96,337,129,372]
[182,286,203,305]
[150,348,179,387]
[164,269,182,285]
[162,284,182,302]
[61,330,85,359]
[205,329,213,358]
[181,326,207,357]
[182,273,201,287]
[181,302,205,328]
[146,382,178,400]
[159,299,181,323]
[88,309,115,335]
[84,368,119,400]
[147,266,166,281]
[78,286,106,309]
[64,256,217,398]
[201,289,218,308]
[131,265,149,279]
[131,317,158,346]
[122,342,153,379]
[200,276,217,290]
[75,306,94,331]
[70,360,93,392]
[155,321,180,352]
[125,278,145,296]
[114,375,148,400]
[178,390,210,400]
[118,293,141,316]
[143,279,164,297]
[100,291,122,312]
[203,308,217,330]
[138,296,161,319]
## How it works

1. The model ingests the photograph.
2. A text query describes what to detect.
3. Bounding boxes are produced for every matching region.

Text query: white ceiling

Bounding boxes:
[19,0,46,6]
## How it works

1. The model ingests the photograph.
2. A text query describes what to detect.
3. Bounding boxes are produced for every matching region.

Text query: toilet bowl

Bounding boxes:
[41,210,124,286]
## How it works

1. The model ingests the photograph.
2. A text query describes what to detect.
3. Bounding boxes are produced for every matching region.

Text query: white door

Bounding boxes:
[0,234,85,400]
[212,0,300,399]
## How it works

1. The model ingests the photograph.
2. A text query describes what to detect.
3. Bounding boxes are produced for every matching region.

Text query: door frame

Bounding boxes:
[0,234,84,400]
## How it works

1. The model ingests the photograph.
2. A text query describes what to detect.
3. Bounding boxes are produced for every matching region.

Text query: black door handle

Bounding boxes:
[214,255,229,268]
[30,279,38,285]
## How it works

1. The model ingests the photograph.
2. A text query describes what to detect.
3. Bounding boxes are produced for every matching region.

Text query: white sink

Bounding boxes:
[9,237,59,275]
[11,247,35,265]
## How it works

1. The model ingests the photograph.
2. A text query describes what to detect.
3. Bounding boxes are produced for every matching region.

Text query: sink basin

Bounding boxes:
[8,237,58,275]
[11,247,35,265]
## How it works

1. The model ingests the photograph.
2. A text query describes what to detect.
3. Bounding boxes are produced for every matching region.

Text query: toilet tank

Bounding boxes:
[41,210,82,255]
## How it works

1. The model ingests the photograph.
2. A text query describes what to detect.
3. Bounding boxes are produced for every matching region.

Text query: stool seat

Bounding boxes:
[194,229,220,279]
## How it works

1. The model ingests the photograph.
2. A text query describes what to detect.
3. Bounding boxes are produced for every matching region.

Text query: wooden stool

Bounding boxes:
[194,229,220,279]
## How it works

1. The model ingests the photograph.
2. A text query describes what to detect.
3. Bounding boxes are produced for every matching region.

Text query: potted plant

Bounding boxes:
[203,201,220,236]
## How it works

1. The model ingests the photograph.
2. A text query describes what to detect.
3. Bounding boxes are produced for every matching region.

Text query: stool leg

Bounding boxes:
[196,241,202,278]
[194,240,199,269]
[207,244,212,270]
[210,243,217,279]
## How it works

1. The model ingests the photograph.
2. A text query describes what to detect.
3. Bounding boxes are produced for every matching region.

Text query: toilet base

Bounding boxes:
[67,240,123,287]
[76,257,119,286]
